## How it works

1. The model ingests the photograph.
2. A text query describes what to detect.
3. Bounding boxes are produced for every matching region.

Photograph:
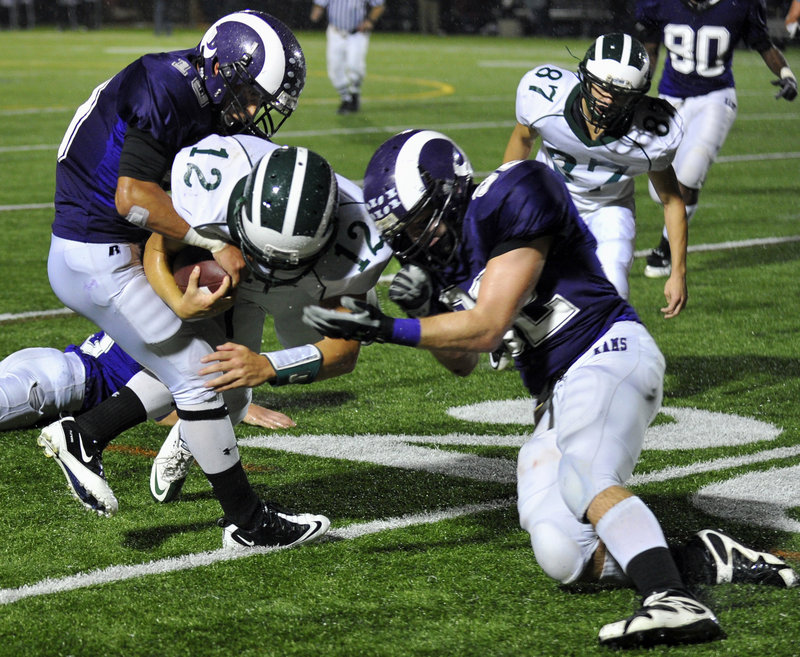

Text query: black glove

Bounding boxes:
[388,264,433,318]
[773,75,798,101]
[302,296,396,343]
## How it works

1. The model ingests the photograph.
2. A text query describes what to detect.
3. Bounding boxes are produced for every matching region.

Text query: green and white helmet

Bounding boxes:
[229,146,338,286]
[578,32,651,131]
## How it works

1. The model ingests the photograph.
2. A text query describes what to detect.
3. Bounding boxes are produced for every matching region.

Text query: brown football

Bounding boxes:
[172,246,228,293]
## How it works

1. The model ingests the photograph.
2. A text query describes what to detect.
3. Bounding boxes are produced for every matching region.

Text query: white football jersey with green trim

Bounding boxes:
[170,133,392,349]
[514,64,683,215]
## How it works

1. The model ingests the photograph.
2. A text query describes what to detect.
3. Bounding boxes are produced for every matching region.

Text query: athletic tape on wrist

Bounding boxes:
[389,318,421,347]
[183,227,228,254]
[780,66,796,81]
[262,344,323,386]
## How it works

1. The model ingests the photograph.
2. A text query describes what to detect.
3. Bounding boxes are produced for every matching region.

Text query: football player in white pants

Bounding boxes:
[637,0,797,277]
[310,0,385,113]
[504,33,687,313]
[142,135,391,507]
[0,331,295,432]
[39,12,333,550]
[304,129,798,649]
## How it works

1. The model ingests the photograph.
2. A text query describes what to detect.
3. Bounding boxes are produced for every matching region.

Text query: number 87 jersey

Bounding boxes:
[513,64,682,216]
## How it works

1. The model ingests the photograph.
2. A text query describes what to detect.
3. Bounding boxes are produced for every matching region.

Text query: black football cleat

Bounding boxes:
[221,500,329,550]
[644,235,671,278]
[679,529,798,588]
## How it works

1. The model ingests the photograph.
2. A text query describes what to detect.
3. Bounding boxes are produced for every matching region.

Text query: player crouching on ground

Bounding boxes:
[302,129,798,649]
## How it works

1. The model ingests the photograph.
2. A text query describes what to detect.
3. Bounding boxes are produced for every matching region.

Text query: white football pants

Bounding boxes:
[47,236,247,474]
[326,25,370,99]
[516,321,665,584]
[649,86,738,201]
[580,204,636,300]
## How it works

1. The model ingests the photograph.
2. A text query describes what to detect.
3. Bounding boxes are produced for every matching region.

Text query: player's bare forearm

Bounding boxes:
[200,343,273,391]
[115,177,191,240]
[503,123,536,163]
[760,46,790,77]
[144,234,233,320]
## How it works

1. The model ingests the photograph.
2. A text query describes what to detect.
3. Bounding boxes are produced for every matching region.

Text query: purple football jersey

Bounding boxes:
[65,332,143,412]
[435,160,639,396]
[53,49,216,244]
[636,0,772,98]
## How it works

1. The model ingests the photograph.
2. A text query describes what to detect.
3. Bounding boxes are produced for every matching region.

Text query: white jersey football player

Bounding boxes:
[504,33,688,314]
[143,134,393,503]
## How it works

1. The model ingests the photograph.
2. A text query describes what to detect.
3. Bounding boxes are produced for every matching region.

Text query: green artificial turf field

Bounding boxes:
[0,26,799,657]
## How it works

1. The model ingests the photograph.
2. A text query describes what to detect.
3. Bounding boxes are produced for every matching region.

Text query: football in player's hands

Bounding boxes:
[172,246,228,293]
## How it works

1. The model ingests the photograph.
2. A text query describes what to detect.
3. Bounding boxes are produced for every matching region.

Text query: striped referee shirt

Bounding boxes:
[315,0,384,32]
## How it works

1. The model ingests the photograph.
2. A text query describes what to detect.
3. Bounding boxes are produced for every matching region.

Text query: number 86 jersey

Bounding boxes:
[514,64,683,216]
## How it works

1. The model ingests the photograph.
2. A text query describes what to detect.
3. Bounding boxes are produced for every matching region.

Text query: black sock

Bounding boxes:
[206,462,262,529]
[626,546,689,598]
[74,386,147,451]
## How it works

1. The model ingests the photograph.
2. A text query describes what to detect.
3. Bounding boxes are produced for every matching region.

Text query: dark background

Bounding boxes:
[1,0,796,44]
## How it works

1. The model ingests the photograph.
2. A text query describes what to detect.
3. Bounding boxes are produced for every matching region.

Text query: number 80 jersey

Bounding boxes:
[514,64,682,216]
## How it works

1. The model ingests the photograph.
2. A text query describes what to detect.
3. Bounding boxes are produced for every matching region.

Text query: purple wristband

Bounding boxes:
[390,318,421,346]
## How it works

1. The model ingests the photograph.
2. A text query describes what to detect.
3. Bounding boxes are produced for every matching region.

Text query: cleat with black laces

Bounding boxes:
[679,529,798,588]
[221,500,330,550]
[644,235,671,278]
[150,421,195,503]
[598,590,723,649]
[37,417,118,516]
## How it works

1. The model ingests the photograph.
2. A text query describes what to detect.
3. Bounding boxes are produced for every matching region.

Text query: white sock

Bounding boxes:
[595,496,668,572]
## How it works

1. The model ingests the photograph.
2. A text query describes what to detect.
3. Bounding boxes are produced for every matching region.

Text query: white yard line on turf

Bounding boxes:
[0,499,513,606]
[1,235,798,322]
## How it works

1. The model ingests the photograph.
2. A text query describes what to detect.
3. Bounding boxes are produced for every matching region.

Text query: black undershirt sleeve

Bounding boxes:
[117,126,172,184]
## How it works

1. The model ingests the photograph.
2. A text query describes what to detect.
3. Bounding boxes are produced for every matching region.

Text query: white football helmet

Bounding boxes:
[228,146,338,287]
[578,33,651,131]
[197,10,306,139]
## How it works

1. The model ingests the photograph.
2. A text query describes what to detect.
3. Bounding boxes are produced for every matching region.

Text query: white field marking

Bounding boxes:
[0,202,53,211]
[0,308,74,323]
[692,465,800,532]
[3,234,800,322]
[0,499,513,606]
[446,402,782,451]
[628,446,800,486]
[378,233,800,283]
[240,433,520,483]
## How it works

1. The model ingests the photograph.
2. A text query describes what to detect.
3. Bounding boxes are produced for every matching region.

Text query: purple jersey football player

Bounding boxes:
[39,12,329,550]
[302,129,799,648]
[635,0,797,277]
[0,332,145,431]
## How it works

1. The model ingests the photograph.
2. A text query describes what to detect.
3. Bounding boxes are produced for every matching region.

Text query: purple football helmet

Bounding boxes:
[197,10,306,139]
[363,130,473,269]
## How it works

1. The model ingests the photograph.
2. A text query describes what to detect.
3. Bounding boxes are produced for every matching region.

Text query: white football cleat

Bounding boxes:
[37,417,118,517]
[598,590,723,649]
[150,421,195,503]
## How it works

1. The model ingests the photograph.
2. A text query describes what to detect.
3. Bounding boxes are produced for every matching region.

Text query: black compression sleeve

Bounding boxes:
[117,126,172,183]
